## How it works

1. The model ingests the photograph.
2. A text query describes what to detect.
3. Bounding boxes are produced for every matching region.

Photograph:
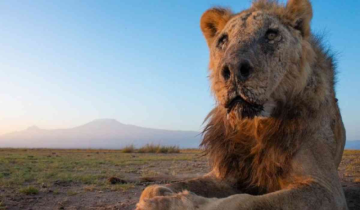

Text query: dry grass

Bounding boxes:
[110,183,135,192]
[122,145,135,153]
[19,186,39,195]
[339,150,360,182]
[138,144,180,154]
[83,185,97,192]
[121,144,180,154]
[2,148,358,200]
[67,190,78,196]
[0,148,202,192]
[0,201,5,210]
[0,148,359,210]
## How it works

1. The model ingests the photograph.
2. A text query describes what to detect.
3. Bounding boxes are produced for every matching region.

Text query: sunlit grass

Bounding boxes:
[0,148,202,191]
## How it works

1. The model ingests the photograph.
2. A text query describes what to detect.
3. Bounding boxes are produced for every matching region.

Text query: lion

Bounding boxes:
[136,0,348,209]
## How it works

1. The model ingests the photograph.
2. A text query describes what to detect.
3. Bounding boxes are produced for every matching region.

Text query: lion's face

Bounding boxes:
[201,2,313,121]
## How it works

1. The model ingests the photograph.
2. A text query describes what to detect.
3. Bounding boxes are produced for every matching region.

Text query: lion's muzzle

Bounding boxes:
[225,92,264,119]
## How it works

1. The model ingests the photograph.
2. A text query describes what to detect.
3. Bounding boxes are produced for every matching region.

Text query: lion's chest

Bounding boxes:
[211,137,294,194]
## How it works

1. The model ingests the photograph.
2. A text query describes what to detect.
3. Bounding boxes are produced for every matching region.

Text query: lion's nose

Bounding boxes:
[237,60,253,81]
[222,59,253,82]
[221,66,231,81]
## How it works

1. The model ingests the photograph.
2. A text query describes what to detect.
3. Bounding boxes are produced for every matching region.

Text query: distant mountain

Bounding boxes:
[0,119,201,149]
[345,140,360,150]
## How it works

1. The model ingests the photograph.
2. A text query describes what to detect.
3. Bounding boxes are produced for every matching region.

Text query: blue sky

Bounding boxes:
[0,0,359,140]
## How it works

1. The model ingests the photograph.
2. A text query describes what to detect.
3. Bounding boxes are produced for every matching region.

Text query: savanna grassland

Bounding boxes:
[0,149,359,210]
[0,148,207,210]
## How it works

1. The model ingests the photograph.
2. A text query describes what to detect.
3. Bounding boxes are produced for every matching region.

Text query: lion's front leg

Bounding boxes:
[137,172,239,209]
[136,173,231,210]
[136,181,347,210]
[199,182,347,210]
[138,172,238,203]
[136,190,217,210]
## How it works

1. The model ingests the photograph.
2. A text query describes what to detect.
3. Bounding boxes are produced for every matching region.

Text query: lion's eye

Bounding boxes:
[266,29,278,41]
[216,34,228,50]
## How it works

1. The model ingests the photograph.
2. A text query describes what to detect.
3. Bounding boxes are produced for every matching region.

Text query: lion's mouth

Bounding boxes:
[225,94,264,119]
[225,96,245,113]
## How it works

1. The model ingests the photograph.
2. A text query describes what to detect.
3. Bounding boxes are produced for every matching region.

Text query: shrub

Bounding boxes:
[166,146,180,153]
[138,144,158,153]
[122,145,135,153]
[123,144,180,153]
[138,144,180,154]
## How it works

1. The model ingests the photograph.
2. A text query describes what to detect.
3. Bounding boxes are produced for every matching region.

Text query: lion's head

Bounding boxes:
[200,0,314,123]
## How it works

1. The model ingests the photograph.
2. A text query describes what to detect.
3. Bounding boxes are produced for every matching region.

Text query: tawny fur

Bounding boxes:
[136,0,347,209]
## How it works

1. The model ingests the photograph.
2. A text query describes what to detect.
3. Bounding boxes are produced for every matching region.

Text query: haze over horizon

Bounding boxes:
[1,0,360,141]
[0,118,358,150]
[1,118,200,135]
[2,118,360,141]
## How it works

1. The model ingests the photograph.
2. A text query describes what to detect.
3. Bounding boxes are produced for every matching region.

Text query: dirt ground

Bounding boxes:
[0,149,359,210]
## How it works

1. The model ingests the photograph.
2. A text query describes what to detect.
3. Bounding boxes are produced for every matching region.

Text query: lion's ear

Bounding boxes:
[200,8,232,47]
[285,0,313,38]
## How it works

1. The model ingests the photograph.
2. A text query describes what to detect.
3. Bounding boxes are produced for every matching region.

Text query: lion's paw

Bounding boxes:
[139,185,174,202]
[136,191,196,210]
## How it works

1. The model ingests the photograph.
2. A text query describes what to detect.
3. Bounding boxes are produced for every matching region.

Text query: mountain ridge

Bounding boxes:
[0,119,201,149]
